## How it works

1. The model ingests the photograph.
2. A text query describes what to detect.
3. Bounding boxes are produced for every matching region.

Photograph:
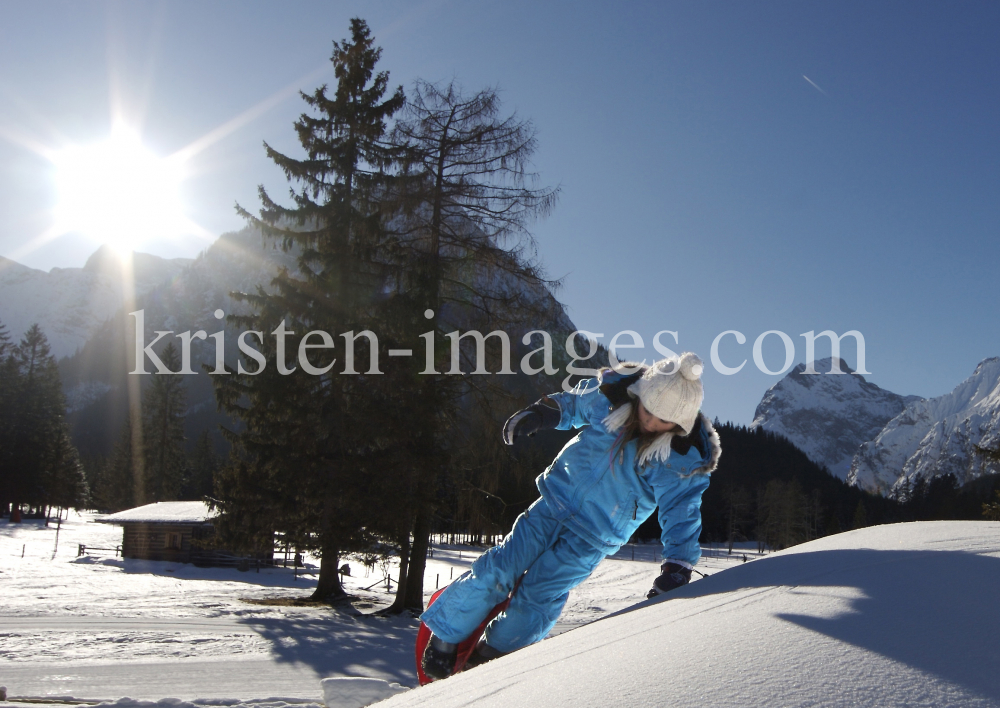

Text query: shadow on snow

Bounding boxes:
[634,546,1000,701]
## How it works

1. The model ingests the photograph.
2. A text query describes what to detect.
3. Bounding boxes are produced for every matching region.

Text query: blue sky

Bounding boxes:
[1,1,998,424]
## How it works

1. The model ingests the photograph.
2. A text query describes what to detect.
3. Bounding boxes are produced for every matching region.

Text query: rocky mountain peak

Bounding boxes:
[848,357,1000,494]
[751,357,921,481]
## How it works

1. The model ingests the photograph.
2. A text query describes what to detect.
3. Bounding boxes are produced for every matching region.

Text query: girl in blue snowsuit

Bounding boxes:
[420,352,721,679]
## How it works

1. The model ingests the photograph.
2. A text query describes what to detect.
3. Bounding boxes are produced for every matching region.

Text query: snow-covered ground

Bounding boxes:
[0,512,757,708]
[382,520,1000,708]
[8,513,998,707]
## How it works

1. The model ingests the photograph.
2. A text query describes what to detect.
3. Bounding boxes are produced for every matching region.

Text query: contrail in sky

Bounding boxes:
[802,75,828,95]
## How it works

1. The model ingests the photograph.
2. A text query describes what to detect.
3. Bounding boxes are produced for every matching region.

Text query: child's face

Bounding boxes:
[638,401,678,434]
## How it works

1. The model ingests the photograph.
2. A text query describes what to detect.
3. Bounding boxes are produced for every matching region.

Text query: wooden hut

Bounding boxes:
[96,501,272,567]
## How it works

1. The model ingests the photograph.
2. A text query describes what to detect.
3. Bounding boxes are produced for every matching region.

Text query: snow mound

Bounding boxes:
[382,521,1000,708]
[320,678,408,708]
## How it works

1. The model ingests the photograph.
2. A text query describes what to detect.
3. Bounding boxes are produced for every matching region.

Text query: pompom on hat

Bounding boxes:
[626,352,705,435]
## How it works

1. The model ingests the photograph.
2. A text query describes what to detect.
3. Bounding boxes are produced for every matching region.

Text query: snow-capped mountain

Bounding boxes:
[848,357,1000,495]
[751,358,922,481]
[0,246,192,359]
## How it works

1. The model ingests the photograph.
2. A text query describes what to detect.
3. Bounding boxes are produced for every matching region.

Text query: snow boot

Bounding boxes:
[646,562,692,599]
[463,640,506,670]
[421,635,458,680]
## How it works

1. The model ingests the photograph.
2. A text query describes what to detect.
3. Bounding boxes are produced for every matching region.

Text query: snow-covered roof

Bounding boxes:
[96,501,217,525]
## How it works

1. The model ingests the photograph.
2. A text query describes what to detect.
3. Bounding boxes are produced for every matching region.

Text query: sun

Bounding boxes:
[51,124,188,254]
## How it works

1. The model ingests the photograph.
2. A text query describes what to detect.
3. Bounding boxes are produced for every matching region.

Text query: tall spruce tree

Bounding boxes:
[0,319,15,515]
[215,18,405,600]
[184,430,218,500]
[723,484,752,552]
[0,319,10,358]
[142,342,187,502]
[984,491,1000,521]
[43,429,89,512]
[382,81,559,610]
[4,325,84,515]
[94,419,138,512]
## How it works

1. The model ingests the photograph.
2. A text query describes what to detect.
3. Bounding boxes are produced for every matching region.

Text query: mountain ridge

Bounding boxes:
[0,246,193,358]
[848,356,1000,494]
[750,357,921,481]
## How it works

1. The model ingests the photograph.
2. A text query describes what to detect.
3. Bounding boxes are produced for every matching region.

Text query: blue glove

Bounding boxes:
[502,398,560,445]
[646,562,692,599]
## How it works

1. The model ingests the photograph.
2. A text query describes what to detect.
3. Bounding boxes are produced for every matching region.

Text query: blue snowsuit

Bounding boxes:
[420,371,719,653]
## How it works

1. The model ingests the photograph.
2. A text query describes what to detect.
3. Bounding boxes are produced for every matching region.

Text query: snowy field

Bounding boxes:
[0,511,758,708]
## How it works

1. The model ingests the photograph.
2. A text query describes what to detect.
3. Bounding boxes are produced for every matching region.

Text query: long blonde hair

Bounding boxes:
[611,403,664,468]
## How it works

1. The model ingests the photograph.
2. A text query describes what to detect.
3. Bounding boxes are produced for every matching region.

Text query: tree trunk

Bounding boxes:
[403,501,433,611]
[311,544,346,600]
[381,527,412,615]
[311,491,345,600]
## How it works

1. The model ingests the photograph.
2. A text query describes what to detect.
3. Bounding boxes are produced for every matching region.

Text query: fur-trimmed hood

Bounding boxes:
[596,364,721,474]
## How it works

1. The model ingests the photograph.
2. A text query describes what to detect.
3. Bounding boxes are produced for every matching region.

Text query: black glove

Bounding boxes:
[502,398,560,445]
[646,562,692,599]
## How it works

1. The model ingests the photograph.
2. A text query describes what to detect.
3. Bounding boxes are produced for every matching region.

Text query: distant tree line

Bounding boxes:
[0,320,219,519]
[690,423,886,550]
[0,321,88,520]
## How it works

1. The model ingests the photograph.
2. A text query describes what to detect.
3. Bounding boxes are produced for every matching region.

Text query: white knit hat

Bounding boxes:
[626,352,705,435]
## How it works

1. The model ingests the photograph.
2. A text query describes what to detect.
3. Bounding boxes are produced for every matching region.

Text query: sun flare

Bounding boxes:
[51,125,188,254]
